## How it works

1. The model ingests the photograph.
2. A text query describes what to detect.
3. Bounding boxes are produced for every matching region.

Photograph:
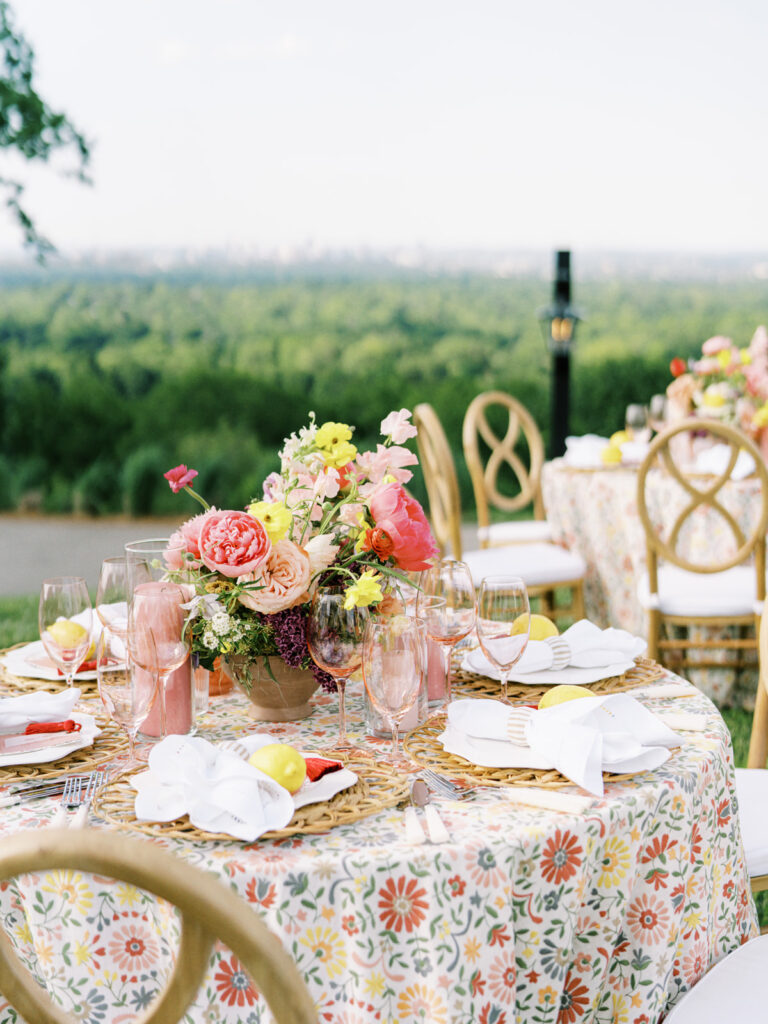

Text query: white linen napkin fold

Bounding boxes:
[563,434,610,467]
[694,443,755,480]
[441,694,680,796]
[466,620,646,677]
[131,734,295,841]
[0,687,81,732]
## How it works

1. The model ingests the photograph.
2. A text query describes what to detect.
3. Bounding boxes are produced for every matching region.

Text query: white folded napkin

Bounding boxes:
[620,440,650,465]
[0,687,81,732]
[441,694,680,796]
[466,620,646,677]
[694,443,755,480]
[563,434,610,467]
[0,708,99,767]
[131,734,295,841]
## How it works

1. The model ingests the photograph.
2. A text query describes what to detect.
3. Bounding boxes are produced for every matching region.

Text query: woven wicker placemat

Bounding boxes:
[92,752,411,842]
[0,716,128,783]
[0,645,99,698]
[402,714,639,790]
[452,656,664,704]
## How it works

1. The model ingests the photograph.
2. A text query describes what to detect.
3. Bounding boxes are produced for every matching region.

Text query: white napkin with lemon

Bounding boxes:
[465,619,646,678]
[131,734,295,841]
[440,694,680,796]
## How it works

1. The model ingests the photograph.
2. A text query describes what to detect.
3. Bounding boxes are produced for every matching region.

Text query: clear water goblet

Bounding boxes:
[97,625,159,770]
[476,575,530,704]
[96,556,151,636]
[39,576,93,689]
[417,559,477,708]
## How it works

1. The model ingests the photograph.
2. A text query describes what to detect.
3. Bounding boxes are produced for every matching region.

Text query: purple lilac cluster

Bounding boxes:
[260,607,337,692]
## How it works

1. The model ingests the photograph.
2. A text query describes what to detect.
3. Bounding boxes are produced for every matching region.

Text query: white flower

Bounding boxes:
[304,533,340,574]
[182,594,224,621]
[202,631,218,650]
[211,612,231,635]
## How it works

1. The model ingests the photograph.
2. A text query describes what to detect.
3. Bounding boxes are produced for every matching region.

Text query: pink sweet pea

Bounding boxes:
[381,408,418,444]
[701,336,732,357]
[164,464,198,493]
[368,482,438,572]
[199,510,272,578]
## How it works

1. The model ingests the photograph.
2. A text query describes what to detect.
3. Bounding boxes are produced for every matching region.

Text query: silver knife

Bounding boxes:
[0,781,67,808]
[0,732,82,756]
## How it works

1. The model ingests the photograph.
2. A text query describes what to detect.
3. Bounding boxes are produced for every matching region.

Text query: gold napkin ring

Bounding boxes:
[506,707,534,747]
[544,636,571,670]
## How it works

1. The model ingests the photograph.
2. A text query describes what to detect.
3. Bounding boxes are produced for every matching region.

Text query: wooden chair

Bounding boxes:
[414,402,586,622]
[462,390,553,547]
[636,419,768,673]
[0,829,317,1024]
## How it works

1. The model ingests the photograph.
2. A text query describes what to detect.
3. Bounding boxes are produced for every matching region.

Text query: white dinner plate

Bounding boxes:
[463,649,637,686]
[1,641,99,682]
[0,712,99,768]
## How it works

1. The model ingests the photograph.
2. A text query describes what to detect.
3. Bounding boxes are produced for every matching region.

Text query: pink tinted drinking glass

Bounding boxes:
[417,560,476,708]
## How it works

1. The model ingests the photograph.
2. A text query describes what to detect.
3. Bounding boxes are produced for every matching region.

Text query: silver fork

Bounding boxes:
[419,768,470,800]
[49,771,106,829]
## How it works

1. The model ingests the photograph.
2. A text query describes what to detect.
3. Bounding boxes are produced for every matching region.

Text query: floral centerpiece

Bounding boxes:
[667,326,768,441]
[161,408,438,714]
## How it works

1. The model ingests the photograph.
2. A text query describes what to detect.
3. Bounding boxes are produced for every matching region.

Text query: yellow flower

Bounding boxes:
[753,403,768,429]
[539,986,558,1006]
[597,837,630,887]
[41,869,93,914]
[702,389,726,407]
[363,972,386,997]
[247,500,292,542]
[464,937,482,963]
[316,421,353,450]
[116,883,142,907]
[343,569,383,609]
[299,926,347,979]
[717,348,733,369]
[741,348,752,365]
[323,441,357,468]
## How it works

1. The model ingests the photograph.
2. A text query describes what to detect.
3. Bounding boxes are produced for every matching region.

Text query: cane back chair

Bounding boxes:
[0,829,317,1024]
[414,402,586,622]
[636,418,768,673]
[462,390,553,547]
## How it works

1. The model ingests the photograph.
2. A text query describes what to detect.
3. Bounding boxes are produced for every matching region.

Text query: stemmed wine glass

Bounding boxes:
[96,556,151,636]
[362,617,426,768]
[625,404,651,444]
[476,576,530,704]
[129,583,190,738]
[417,560,476,708]
[306,588,368,750]
[39,576,93,689]
[97,624,160,770]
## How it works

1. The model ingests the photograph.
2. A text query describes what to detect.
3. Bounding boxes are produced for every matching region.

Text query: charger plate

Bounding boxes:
[452,656,664,704]
[402,713,639,790]
[0,715,128,783]
[0,644,99,698]
[92,752,410,842]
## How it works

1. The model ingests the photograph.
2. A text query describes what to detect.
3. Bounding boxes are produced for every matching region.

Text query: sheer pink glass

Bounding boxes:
[97,625,159,769]
[417,560,476,709]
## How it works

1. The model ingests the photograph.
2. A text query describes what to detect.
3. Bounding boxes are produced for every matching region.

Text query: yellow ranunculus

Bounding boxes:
[717,348,733,369]
[316,421,353,450]
[247,500,292,542]
[740,348,752,365]
[343,569,383,609]
[753,403,768,429]
[323,441,358,468]
[702,389,726,407]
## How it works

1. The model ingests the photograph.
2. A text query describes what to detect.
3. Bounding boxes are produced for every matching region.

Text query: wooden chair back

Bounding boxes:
[637,418,768,595]
[0,830,317,1024]
[413,403,463,559]
[748,608,768,769]
[462,391,546,534]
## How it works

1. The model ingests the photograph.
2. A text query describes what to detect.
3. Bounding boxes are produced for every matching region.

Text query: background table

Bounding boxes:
[0,672,757,1024]
[541,459,763,705]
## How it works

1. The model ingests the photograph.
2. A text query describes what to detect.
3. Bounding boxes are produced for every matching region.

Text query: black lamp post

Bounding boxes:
[538,250,582,458]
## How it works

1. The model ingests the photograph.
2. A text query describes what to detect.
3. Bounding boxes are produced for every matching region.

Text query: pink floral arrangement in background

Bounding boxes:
[667,326,768,436]
[161,409,438,688]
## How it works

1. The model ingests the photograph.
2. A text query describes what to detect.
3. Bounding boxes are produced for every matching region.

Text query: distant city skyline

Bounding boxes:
[4,0,768,261]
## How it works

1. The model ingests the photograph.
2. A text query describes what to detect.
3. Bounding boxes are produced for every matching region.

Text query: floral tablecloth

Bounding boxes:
[0,674,757,1024]
[540,460,763,705]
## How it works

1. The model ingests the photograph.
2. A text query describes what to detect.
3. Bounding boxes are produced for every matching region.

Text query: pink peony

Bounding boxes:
[164,464,198,493]
[238,539,311,613]
[165,508,217,570]
[199,510,271,578]
[701,336,732,356]
[368,482,438,572]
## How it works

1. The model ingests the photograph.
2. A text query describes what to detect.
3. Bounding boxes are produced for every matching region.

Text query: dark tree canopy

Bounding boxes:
[0,1,90,260]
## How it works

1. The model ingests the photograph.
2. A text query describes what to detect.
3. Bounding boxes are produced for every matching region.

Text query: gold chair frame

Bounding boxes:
[636,418,768,674]
[414,401,584,621]
[0,829,317,1024]
[462,390,546,545]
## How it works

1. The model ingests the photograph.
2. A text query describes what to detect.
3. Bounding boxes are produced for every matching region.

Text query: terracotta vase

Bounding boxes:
[222,655,318,722]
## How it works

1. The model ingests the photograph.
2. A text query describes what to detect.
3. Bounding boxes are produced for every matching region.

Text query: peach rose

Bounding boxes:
[238,539,311,613]
[165,507,218,571]
[199,509,271,578]
[368,482,438,572]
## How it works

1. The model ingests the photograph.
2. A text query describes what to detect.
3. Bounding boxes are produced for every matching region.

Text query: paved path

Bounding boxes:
[0,514,186,597]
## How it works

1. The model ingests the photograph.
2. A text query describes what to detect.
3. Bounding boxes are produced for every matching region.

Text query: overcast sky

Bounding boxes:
[4,0,768,257]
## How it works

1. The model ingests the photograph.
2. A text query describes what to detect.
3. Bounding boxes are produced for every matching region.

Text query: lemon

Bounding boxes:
[538,684,593,710]
[47,619,89,651]
[248,743,307,794]
[601,443,622,465]
[610,430,632,446]
[511,613,558,641]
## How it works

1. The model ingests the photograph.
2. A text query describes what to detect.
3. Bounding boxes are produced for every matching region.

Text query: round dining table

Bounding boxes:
[540,458,763,706]
[0,664,757,1024]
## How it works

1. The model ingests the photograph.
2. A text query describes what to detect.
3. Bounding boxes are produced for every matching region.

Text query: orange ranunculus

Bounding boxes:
[361,526,396,561]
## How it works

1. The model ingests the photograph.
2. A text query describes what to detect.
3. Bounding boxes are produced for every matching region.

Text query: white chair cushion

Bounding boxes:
[663,933,768,1023]
[735,767,768,877]
[637,565,758,617]
[463,542,586,587]
[478,520,554,545]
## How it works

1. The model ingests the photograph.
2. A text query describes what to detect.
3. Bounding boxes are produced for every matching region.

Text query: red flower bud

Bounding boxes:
[670,357,687,378]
